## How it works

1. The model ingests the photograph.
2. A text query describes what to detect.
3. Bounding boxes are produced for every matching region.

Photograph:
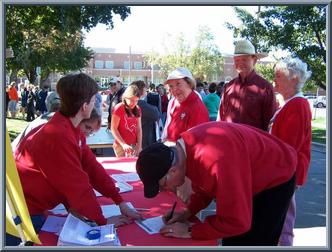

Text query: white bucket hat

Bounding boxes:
[165,67,196,88]
[232,39,268,59]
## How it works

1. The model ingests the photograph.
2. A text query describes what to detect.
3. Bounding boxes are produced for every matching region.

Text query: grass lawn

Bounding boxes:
[6,117,29,142]
[311,116,326,144]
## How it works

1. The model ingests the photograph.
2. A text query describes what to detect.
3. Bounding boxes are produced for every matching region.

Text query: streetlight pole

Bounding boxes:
[129,46,132,84]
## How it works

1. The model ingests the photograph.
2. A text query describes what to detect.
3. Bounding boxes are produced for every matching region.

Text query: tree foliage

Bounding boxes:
[145,26,223,82]
[6,5,130,85]
[225,5,326,90]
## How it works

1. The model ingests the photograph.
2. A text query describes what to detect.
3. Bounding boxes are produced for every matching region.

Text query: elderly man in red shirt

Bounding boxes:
[136,121,297,246]
[217,39,277,131]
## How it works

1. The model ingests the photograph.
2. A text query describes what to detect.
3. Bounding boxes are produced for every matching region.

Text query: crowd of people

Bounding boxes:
[7,39,313,247]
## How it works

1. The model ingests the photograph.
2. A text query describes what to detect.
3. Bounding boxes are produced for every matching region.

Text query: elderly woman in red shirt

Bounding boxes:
[269,57,312,246]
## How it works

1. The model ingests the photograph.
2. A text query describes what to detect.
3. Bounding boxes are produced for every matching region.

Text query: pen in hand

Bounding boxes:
[165,201,177,222]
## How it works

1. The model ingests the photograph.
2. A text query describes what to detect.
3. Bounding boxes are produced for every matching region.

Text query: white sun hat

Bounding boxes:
[165,67,196,89]
[232,39,268,59]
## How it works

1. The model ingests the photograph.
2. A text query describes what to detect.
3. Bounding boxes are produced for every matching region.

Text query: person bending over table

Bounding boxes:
[136,121,297,246]
[9,73,141,246]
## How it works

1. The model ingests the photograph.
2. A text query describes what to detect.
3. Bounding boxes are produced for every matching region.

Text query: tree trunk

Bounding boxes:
[9,69,18,83]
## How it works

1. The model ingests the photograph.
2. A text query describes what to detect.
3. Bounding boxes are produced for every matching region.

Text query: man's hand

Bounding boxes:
[159,222,191,239]
[162,209,191,224]
[119,201,142,220]
[106,215,132,227]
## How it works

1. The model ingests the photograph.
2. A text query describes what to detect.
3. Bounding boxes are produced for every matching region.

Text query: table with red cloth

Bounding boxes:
[37,157,217,246]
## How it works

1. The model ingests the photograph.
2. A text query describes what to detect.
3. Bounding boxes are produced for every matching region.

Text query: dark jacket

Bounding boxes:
[138,100,160,149]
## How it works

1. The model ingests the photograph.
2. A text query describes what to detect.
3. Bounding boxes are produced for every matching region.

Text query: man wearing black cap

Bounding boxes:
[136,121,297,246]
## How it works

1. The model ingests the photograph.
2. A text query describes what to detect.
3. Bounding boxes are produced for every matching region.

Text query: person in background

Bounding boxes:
[26,85,36,122]
[6,85,10,117]
[37,86,48,114]
[203,82,221,121]
[216,81,225,97]
[217,39,277,131]
[9,73,141,246]
[136,121,297,245]
[19,84,29,119]
[195,80,207,100]
[269,57,312,246]
[8,82,19,118]
[107,77,126,129]
[156,84,169,126]
[94,91,103,115]
[161,67,209,204]
[131,80,160,149]
[111,84,142,157]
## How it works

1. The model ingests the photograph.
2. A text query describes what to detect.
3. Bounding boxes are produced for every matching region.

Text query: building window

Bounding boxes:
[134,62,142,70]
[105,61,114,69]
[95,60,104,69]
[124,61,131,69]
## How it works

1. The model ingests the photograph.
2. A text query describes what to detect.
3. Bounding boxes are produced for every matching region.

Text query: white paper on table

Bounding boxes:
[101,202,135,218]
[58,213,117,246]
[135,216,164,235]
[49,204,68,215]
[116,181,133,193]
[111,173,140,182]
[41,216,67,233]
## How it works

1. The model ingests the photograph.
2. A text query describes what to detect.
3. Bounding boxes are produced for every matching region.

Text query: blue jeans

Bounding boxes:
[6,215,45,246]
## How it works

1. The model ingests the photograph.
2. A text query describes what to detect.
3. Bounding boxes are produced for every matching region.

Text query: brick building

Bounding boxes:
[84,48,164,85]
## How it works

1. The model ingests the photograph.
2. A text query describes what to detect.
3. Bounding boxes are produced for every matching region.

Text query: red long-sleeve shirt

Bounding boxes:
[15,112,123,225]
[180,122,297,240]
[270,97,312,185]
[166,91,209,142]
[218,70,277,131]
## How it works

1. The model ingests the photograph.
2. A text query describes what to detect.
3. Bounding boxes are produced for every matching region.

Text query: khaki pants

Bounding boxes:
[113,143,136,157]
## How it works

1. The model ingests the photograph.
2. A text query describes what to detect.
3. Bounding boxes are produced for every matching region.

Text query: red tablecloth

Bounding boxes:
[37,157,217,246]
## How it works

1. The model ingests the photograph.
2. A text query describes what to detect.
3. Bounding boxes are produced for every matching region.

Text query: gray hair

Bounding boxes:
[275,57,312,91]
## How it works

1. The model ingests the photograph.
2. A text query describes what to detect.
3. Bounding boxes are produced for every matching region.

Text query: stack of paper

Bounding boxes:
[111,173,140,182]
[57,213,121,246]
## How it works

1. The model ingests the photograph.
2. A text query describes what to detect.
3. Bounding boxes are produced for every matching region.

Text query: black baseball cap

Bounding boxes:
[136,143,174,198]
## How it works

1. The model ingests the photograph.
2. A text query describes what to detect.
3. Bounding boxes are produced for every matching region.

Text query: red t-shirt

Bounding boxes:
[180,121,297,240]
[113,103,141,145]
[270,97,312,185]
[166,91,209,142]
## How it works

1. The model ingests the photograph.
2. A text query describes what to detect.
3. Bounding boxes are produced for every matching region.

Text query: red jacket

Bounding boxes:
[180,122,297,240]
[270,97,312,185]
[15,112,123,225]
[166,91,209,142]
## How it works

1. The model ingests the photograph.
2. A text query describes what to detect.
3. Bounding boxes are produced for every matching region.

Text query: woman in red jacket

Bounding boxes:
[9,73,141,246]
[269,58,312,246]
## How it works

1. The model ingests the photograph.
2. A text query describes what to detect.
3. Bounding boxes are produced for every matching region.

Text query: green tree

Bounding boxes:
[145,26,223,82]
[225,5,326,90]
[255,63,275,83]
[6,5,130,85]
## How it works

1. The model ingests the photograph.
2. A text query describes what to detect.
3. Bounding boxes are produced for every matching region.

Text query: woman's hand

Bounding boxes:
[106,215,132,227]
[122,143,134,157]
[162,209,191,225]
[119,201,142,220]
[159,222,191,239]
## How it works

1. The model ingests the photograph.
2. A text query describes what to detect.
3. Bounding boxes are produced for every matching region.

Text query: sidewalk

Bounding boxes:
[293,227,327,247]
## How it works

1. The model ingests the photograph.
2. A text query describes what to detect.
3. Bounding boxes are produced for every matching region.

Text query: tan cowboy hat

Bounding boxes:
[232,39,268,59]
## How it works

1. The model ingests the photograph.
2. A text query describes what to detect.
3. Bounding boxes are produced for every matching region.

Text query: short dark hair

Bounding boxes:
[208,82,217,93]
[56,73,98,117]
